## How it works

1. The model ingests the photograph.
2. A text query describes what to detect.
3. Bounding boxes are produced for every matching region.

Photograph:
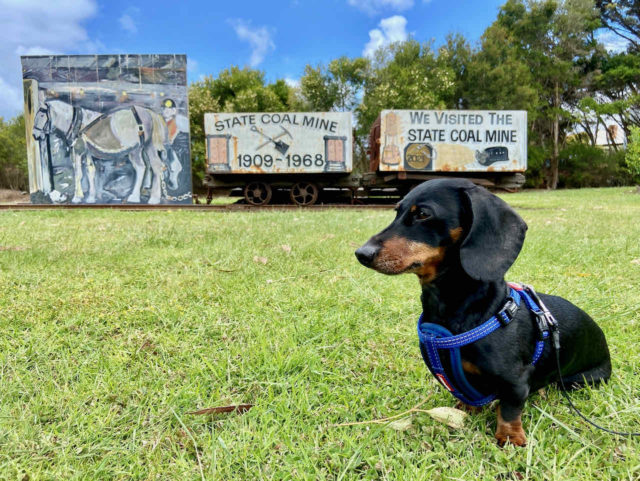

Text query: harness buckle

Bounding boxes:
[497,296,518,326]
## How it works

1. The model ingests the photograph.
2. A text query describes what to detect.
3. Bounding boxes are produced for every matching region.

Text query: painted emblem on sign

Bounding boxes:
[404,143,434,170]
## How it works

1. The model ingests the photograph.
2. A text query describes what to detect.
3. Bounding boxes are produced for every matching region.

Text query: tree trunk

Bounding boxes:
[549,81,560,189]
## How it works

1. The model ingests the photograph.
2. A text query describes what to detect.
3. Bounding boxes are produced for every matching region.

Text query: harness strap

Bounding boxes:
[65,106,84,147]
[130,106,146,143]
[417,285,551,406]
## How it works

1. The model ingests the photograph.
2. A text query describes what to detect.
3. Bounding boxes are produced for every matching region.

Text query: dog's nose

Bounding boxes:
[355,244,378,267]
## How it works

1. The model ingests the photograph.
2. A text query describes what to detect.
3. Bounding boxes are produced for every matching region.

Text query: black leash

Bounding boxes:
[550,328,640,437]
[524,285,639,437]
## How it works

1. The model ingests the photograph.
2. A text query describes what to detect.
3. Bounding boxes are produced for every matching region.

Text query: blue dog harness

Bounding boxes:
[417,283,554,407]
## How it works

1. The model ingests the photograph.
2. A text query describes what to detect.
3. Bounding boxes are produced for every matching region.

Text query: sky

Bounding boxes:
[0,0,630,119]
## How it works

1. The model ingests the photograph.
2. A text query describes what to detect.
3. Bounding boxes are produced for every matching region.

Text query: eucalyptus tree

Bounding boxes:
[486,0,602,188]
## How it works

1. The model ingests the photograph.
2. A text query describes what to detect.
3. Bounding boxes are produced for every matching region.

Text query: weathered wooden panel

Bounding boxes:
[378,110,527,173]
[204,112,352,174]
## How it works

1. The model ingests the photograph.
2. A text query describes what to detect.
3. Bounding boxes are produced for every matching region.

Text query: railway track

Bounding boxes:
[0,202,394,211]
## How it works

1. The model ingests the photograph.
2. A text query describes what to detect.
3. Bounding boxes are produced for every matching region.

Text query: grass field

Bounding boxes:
[1,187,639,480]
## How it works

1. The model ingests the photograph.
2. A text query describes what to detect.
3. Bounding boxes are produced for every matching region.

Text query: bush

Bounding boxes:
[625,126,640,184]
[524,144,549,188]
[557,143,632,188]
[0,115,28,191]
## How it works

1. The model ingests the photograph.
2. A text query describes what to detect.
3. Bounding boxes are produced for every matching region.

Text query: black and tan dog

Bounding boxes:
[355,178,611,446]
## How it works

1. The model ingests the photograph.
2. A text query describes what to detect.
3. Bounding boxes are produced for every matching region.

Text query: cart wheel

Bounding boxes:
[244,182,272,205]
[290,182,319,206]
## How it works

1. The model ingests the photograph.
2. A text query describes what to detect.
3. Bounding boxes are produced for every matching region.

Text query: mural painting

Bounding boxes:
[21,54,192,204]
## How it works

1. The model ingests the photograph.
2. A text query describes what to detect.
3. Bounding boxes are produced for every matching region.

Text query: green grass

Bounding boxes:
[0,187,639,480]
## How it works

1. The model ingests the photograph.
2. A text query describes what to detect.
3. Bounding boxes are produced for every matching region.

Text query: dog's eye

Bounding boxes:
[415,210,432,221]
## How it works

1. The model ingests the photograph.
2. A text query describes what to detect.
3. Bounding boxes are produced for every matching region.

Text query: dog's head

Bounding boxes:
[355,179,527,284]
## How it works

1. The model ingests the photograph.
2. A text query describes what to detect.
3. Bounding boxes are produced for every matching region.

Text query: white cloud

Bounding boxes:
[597,30,630,54]
[229,19,275,67]
[348,0,413,15]
[363,15,408,58]
[284,77,300,88]
[119,14,137,34]
[0,0,99,118]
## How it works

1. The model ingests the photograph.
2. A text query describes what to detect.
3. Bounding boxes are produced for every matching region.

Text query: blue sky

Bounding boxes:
[0,0,628,119]
[0,0,508,118]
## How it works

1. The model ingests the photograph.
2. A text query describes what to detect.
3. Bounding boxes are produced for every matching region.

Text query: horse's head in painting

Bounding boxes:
[32,103,52,141]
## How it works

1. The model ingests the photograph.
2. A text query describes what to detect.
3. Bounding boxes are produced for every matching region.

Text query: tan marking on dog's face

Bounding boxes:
[450,227,463,243]
[495,406,527,447]
[372,236,445,283]
[410,205,417,213]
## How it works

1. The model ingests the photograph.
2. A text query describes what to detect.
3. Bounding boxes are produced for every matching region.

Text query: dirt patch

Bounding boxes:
[0,189,29,204]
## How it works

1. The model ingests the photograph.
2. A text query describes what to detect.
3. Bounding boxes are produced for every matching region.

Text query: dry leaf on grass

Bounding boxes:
[187,404,254,415]
[281,244,292,253]
[253,256,268,265]
[0,246,26,251]
[424,407,467,429]
[387,417,413,431]
[631,259,640,265]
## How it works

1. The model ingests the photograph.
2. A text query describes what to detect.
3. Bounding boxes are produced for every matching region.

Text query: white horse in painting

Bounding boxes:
[32,99,177,204]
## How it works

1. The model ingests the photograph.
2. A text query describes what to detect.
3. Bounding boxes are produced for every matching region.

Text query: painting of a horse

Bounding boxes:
[32,99,178,204]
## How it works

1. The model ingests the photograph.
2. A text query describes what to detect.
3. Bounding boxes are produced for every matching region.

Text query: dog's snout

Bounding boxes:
[355,244,378,267]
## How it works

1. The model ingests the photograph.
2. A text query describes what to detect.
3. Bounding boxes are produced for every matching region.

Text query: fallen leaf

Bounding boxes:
[387,417,413,431]
[281,244,291,253]
[424,407,467,429]
[631,259,640,265]
[253,256,268,265]
[187,404,253,415]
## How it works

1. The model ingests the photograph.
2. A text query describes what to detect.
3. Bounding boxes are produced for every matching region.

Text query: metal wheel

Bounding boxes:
[244,182,272,205]
[290,182,319,206]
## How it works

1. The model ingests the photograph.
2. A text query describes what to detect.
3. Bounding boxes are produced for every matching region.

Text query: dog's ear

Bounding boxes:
[459,186,527,282]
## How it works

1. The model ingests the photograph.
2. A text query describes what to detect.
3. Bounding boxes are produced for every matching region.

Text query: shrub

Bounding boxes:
[557,143,631,188]
[0,115,28,191]
[625,126,640,184]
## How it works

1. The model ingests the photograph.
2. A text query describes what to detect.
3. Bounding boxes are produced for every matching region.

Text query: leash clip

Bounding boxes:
[523,284,559,341]
[533,311,550,340]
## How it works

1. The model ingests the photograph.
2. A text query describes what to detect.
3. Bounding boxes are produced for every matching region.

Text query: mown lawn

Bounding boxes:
[0,187,639,480]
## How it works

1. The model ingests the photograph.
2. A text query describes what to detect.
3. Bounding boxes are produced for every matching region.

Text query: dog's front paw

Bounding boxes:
[495,423,527,447]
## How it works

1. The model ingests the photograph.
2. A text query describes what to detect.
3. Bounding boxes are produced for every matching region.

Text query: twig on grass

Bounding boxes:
[266,268,339,284]
[329,397,431,428]
[187,404,254,415]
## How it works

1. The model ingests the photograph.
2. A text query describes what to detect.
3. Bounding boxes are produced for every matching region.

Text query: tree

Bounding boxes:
[596,0,640,50]
[188,66,301,189]
[358,40,455,136]
[300,56,369,112]
[489,0,602,188]
[0,115,28,191]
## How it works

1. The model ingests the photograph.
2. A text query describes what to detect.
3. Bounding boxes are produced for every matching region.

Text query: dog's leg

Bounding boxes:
[495,382,529,447]
[495,404,527,447]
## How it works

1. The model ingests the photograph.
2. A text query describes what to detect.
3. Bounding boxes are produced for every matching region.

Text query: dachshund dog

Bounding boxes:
[355,178,611,446]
